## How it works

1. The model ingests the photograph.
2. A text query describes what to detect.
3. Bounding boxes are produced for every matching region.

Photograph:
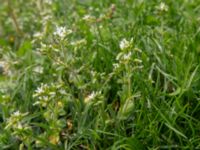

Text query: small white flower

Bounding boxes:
[53,26,72,39]
[84,91,98,103]
[123,52,132,60]
[42,15,52,25]
[54,26,66,38]
[157,2,168,12]
[71,39,87,46]
[113,63,120,70]
[82,15,95,22]
[33,95,50,107]
[119,38,133,50]
[33,83,48,97]
[87,92,96,100]
[35,87,43,95]
[59,89,66,95]
[33,66,43,74]
[5,111,28,130]
[33,32,43,39]
[83,15,91,20]
[116,51,132,63]
[13,111,21,117]
[41,43,47,48]
[44,0,53,4]
[12,111,28,117]
[40,42,48,52]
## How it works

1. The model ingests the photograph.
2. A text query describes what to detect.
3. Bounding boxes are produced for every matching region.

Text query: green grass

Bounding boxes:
[1,0,200,149]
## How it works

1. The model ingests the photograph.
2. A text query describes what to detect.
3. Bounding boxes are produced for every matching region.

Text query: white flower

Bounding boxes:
[59,89,66,95]
[83,15,91,20]
[44,0,53,4]
[84,91,97,103]
[53,26,72,39]
[113,63,120,70]
[33,32,43,39]
[157,2,168,12]
[40,42,48,52]
[119,38,133,50]
[5,111,28,129]
[33,83,48,97]
[33,66,43,74]
[123,52,132,61]
[54,26,66,38]
[12,111,28,117]
[33,96,50,107]
[13,111,21,117]
[82,15,95,22]
[71,39,87,46]
[42,15,52,25]
[88,92,96,100]
[116,51,132,63]
[41,43,47,48]
[35,87,43,95]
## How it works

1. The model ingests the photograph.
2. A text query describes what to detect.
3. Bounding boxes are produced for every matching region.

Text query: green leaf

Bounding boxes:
[17,40,32,56]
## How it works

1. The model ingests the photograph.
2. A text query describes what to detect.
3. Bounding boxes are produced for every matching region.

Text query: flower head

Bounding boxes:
[157,2,168,12]
[123,52,132,61]
[13,111,21,117]
[119,38,133,50]
[53,26,72,40]
[82,14,96,22]
[84,91,100,104]
[33,83,48,97]
[44,0,53,4]
[5,111,28,130]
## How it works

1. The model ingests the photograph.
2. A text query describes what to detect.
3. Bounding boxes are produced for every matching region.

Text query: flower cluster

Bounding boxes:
[84,91,98,104]
[84,91,103,106]
[44,0,53,5]
[5,111,31,135]
[33,83,56,107]
[156,2,168,12]
[53,26,72,40]
[32,83,67,145]
[82,14,96,22]
[116,51,132,63]
[119,38,133,50]
[113,38,143,72]
[111,39,144,120]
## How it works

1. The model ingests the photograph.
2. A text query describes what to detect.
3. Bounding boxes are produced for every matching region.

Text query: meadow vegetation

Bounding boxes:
[0,0,200,149]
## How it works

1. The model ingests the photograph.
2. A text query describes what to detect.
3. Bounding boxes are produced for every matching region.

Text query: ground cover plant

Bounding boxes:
[0,0,200,149]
